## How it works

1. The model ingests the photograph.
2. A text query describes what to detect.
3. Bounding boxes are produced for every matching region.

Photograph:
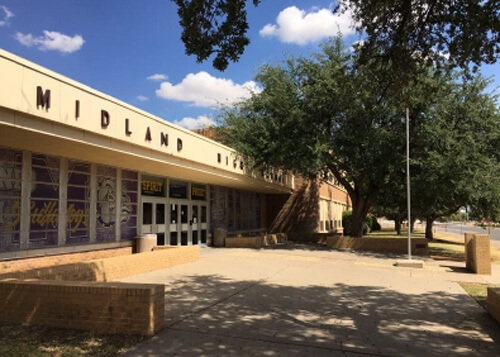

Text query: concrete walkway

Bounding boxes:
[120,244,500,356]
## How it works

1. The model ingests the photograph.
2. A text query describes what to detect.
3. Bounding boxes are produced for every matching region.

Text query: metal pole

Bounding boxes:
[406,107,412,260]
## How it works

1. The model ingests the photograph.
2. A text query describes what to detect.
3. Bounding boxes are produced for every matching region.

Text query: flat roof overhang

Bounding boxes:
[0,108,292,194]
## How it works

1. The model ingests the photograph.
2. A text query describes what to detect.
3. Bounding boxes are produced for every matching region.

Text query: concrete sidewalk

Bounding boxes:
[120,244,500,356]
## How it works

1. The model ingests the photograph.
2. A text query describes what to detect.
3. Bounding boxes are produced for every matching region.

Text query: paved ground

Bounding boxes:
[120,244,500,356]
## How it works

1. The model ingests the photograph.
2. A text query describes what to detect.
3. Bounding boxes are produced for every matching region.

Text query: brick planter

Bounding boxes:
[326,236,428,255]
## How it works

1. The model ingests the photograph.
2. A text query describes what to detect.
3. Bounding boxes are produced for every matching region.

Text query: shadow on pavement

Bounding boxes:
[126,274,500,356]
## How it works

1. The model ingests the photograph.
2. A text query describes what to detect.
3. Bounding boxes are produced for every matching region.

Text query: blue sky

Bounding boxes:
[0,1,498,129]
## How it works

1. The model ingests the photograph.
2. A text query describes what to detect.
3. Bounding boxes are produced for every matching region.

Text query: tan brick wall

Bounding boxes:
[326,237,428,255]
[225,237,264,248]
[471,234,491,275]
[487,288,500,325]
[0,247,133,275]
[464,232,475,271]
[288,232,334,244]
[225,234,288,248]
[0,280,165,335]
[0,246,200,281]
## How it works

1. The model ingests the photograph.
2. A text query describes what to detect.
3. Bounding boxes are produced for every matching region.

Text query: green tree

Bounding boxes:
[220,39,410,237]
[342,0,500,74]
[174,0,499,71]
[371,73,500,239]
[173,0,260,71]
[409,75,500,239]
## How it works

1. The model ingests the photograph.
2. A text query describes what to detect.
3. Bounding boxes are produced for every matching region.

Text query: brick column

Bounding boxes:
[464,232,475,271]
[471,234,491,275]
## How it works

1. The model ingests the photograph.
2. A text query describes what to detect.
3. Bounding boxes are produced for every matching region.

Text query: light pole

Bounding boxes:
[406,107,412,260]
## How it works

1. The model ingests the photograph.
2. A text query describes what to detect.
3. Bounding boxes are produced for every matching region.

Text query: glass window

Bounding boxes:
[121,170,138,240]
[0,147,22,251]
[156,203,165,225]
[169,180,188,199]
[181,204,188,224]
[66,160,91,244]
[191,183,207,201]
[29,154,60,248]
[96,165,117,242]
[143,202,152,225]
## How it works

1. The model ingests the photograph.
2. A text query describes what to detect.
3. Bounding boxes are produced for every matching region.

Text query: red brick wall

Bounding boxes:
[318,180,350,204]
[266,178,319,233]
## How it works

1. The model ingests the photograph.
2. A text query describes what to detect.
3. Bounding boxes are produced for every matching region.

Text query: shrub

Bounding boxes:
[371,216,381,231]
[342,210,353,236]
[342,211,378,236]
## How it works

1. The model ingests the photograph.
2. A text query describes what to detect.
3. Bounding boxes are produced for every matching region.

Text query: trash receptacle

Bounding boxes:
[213,228,227,247]
[137,234,156,253]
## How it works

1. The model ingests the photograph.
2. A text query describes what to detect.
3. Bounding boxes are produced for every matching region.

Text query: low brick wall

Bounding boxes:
[0,246,200,336]
[0,246,200,282]
[225,233,288,248]
[0,280,164,335]
[488,287,500,325]
[226,236,264,248]
[326,237,428,255]
[288,232,338,244]
[0,246,133,275]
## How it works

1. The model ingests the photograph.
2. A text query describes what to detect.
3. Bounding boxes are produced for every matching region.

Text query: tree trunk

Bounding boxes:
[425,217,434,240]
[350,197,371,237]
[395,213,402,235]
[410,218,416,233]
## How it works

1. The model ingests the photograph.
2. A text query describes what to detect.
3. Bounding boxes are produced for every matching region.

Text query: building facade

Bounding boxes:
[0,50,351,263]
[0,49,294,260]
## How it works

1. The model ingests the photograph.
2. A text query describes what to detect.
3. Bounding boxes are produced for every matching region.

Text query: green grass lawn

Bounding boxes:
[366,228,426,239]
[458,283,500,309]
[0,323,145,357]
[365,228,500,262]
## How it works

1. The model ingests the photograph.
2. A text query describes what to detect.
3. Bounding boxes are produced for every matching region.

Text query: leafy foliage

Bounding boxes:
[173,0,260,71]
[342,0,500,76]
[174,1,499,73]
[220,38,499,237]
[372,73,500,238]
[220,39,413,236]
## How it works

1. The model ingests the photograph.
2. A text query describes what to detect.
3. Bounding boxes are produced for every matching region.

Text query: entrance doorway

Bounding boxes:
[141,197,167,245]
[191,203,208,245]
[169,200,208,245]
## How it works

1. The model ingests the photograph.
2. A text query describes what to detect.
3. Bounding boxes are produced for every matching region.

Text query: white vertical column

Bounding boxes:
[20,151,31,250]
[58,158,68,246]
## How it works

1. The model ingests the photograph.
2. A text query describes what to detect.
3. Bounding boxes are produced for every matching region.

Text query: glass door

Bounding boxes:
[170,200,190,245]
[191,203,208,245]
[141,198,167,245]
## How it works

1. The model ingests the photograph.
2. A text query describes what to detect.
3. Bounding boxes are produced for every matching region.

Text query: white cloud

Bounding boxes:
[136,95,148,102]
[156,71,260,107]
[0,5,13,26]
[14,30,84,53]
[147,73,168,81]
[173,115,216,130]
[259,5,357,45]
[349,39,365,52]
